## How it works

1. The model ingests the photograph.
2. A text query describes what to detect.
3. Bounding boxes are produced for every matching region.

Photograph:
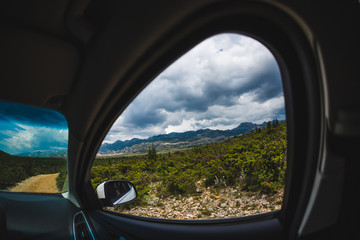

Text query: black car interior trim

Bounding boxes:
[76,2,322,239]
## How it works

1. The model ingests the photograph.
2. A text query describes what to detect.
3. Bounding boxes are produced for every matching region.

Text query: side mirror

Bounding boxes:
[96,180,138,207]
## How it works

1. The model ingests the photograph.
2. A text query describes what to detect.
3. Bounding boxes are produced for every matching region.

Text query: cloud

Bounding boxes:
[0,101,68,155]
[103,33,285,143]
[0,123,68,155]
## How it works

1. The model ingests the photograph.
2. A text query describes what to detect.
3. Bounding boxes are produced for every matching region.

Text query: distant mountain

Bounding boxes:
[98,121,275,155]
[15,150,67,158]
[100,138,145,153]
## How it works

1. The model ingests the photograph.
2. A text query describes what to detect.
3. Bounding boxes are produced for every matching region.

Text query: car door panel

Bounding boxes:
[0,192,79,240]
[88,210,284,240]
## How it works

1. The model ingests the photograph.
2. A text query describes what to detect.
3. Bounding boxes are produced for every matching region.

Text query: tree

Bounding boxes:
[256,127,261,133]
[148,145,157,161]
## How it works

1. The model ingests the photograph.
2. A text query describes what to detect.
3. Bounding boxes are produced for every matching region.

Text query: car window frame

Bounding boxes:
[74,2,323,238]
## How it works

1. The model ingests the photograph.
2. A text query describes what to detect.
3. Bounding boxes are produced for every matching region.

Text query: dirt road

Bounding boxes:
[9,173,60,193]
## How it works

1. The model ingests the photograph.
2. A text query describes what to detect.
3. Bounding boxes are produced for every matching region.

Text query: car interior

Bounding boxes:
[0,0,359,239]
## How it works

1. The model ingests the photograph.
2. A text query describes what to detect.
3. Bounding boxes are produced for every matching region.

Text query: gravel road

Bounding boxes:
[9,173,60,193]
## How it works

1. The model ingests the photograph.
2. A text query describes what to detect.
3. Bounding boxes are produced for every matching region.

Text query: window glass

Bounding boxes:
[0,101,68,193]
[91,33,286,219]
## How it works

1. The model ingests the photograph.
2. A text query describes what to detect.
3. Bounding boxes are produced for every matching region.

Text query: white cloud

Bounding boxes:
[0,123,68,154]
[165,118,198,134]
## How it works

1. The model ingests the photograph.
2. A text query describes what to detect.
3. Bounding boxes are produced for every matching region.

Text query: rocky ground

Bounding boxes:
[110,185,283,220]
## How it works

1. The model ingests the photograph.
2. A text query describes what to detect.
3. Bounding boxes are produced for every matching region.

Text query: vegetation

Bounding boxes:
[56,167,69,191]
[0,150,67,191]
[0,120,285,204]
[90,121,287,207]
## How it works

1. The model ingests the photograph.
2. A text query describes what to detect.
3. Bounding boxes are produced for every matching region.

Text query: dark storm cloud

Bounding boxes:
[173,91,211,112]
[202,61,282,104]
[123,106,167,128]
[150,61,282,115]
[0,101,68,129]
[249,63,283,102]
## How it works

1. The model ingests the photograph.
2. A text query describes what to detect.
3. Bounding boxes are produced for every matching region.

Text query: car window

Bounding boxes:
[0,101,68,193]
[91,33,286,219]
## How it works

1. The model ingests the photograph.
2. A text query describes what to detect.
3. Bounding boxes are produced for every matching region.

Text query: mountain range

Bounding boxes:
[10,121,283,157]
[15,150,67,158]
[98,121,269,155]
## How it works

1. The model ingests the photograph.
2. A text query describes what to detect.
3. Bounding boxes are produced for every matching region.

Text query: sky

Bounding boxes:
[0,101,68,155]
[0,34,284,154]
[103,33,285,143]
